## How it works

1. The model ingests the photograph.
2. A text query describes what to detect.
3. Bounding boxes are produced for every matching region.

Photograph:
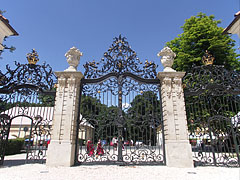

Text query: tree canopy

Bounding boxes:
[166,12,240,71]
[79,91,162,145]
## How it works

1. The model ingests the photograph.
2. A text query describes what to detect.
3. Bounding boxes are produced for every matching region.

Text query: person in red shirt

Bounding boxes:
[87,140,94,156]
[96,139,104,156]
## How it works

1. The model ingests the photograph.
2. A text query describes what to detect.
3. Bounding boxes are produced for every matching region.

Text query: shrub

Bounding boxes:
[5,138,25,155]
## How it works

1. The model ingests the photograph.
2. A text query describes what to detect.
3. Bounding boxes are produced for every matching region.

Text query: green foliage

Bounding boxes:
[38,93,55,107]
[80,95,113,142]
[0,92,55,113]
[5,138,25,155]
[79,91,162,145]
[128,91,161,116]
[166,12,240,71]
[80,95,106,118]
[125,91,161,144]
[0,99,12,113]
[186,94,240,134]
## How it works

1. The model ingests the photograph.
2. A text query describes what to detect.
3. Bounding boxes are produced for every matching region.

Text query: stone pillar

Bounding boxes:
[157,47,193,168]
[47,47,83,167]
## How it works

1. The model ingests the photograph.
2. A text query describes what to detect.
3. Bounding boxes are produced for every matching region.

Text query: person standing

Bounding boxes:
[112,136,117,151]
[130,139,133,146]
[96,139,104,156]
[87,140,94,156]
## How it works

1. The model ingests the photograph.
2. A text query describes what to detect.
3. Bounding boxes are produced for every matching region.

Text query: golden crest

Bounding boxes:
[202,50,214,65]
[27,49,39,65]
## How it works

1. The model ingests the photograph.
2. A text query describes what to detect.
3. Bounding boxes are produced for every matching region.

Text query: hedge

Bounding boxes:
[5,138,25,155]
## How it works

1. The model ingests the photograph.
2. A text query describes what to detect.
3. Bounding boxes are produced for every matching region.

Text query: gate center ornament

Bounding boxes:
[27,49,39,65]
[65,47,83,72]
[157,47,176,72]
[83,35,157,79]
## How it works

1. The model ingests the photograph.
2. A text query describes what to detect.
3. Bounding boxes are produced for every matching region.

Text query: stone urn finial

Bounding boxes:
[157,47,176,72]
[64,47,83,71]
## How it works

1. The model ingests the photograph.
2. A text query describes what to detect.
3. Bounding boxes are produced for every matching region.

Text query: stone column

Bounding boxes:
[157,47,193,168]
[47,47,83,167]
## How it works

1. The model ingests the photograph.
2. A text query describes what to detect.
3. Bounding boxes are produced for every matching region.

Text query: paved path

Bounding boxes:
[0,154,239,180]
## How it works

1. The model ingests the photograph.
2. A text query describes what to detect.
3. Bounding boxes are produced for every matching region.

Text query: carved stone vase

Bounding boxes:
[65,47,83,71]
[157,47,176,72]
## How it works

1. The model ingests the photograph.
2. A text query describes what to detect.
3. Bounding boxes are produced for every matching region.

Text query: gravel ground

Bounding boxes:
[0,154,239,180]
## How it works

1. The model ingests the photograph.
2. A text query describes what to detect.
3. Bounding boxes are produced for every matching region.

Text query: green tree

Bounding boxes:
[78,92,163,145]
[80,95,119,143]
[38,93,55,107]
[166,13,240,139]
[126,91,162,145]
[166,12,240,71]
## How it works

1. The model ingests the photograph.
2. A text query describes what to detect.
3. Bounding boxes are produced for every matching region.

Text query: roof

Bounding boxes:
[2,107,54,125]
[0,14,18,36]
[1,106,93,128]
[223,11,240,37]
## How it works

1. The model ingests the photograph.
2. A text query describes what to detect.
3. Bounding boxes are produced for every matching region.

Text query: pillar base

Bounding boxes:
[165,140,194,168]
[46,140,75,167]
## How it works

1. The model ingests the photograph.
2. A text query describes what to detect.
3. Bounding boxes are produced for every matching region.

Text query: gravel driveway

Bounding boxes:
[0,154,239,180]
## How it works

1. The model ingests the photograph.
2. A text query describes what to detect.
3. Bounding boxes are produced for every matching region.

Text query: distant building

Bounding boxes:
[0,14,18,51]
[1,107,94,141]
[223,11,240,38]
[2,107,54,139]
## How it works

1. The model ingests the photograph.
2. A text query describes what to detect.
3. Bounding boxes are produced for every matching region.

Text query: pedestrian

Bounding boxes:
[87,140,94,156]
[130,139,133,146]
[112,136,117,151]
[96,139,104,156]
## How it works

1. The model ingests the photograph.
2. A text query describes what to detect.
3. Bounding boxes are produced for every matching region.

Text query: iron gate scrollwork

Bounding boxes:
[0,114,11,165]
[0,52,56,165]
[75,35,165,165]
[184,64,240,167]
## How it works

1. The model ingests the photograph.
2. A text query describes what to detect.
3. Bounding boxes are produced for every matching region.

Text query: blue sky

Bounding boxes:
[1,0,240,73]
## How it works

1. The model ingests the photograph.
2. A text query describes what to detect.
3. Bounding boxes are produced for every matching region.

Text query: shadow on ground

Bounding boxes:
[2,159,26,167]
[2,159,46,167]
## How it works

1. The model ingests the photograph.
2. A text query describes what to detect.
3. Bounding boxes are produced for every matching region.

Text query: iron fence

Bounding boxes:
[184,65,240,167]
[0,53,56,165]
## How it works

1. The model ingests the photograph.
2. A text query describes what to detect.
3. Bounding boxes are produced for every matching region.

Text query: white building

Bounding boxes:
[223,11,240,38]
[0,14,18,51]
[2,106,94,141]
[2,106,54,138]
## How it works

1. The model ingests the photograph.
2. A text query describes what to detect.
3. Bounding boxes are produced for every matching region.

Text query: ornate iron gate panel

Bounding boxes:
[75,35,165,165]
[0,52,56,165]
[0,114,11,165]
[184,64,240,167]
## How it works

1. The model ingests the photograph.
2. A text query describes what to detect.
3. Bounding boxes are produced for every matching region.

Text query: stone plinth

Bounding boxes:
[46,71,83,167]
[158,72,193,168]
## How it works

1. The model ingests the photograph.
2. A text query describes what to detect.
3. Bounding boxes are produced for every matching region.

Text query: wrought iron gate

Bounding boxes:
[0,114,11,165]
[0,50,56,165]
[75,35,165,165]
[184,64,240,167]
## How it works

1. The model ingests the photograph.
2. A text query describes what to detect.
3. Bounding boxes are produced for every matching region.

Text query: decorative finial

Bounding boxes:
[157,47,176,72]
[27,49,39,65]
[202,50,214,65]
[64,47,83,72]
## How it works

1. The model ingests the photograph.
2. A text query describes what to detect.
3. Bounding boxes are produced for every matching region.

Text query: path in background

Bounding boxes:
[1,154,239,180]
